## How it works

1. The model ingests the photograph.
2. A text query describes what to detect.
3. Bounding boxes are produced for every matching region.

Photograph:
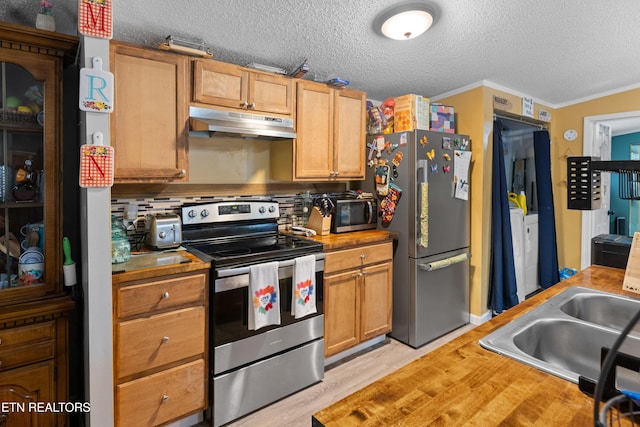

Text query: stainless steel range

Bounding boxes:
[181,200,325,427]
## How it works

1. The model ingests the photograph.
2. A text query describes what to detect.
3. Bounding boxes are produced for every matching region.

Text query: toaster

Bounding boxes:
[145,214,182,249]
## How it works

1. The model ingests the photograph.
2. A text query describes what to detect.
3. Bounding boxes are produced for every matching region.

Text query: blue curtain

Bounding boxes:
[534,130,560,288]
[489,120,519,313]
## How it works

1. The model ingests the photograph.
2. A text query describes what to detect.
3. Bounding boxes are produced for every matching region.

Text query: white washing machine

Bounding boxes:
[509,208,526,302]
[524,213,539,296]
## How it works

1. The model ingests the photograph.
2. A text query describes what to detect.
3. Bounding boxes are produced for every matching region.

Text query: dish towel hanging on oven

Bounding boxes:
[291,255,317,318]
[249,261,281,330]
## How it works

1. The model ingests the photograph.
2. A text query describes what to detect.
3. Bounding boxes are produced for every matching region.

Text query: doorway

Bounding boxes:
[581,110,640,269]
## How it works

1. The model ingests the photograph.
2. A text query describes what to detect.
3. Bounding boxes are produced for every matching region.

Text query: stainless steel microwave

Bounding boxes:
[331,198,378,233]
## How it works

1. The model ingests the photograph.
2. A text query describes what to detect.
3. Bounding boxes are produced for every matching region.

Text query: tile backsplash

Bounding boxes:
[111,192,345,250]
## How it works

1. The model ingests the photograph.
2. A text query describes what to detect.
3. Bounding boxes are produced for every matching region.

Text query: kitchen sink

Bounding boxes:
[479,286,640,388]
[560,293,640,336]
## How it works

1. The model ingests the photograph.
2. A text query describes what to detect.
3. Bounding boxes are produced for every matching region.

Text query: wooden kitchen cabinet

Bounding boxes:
[323,241,393,357]
[0,23,78,427]
[192,59,294,116]
[110,41,189,183]
[294,80,366,181]
[113,266,209,427]
[0,361,55,427]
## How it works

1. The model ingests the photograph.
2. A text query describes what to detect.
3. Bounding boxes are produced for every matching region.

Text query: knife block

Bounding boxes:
[307,206,331,236]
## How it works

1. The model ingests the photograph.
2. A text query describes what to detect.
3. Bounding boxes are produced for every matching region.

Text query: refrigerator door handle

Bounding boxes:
[416,159,429,248]
[418,253,471,272]
[417,159,428,184]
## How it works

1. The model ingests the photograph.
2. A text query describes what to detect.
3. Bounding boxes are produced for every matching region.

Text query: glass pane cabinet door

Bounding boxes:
[0,62,46,293]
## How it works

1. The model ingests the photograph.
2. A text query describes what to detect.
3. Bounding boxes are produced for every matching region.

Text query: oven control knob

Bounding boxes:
[268,205,276,213]
[201,209,209,218]
[188,209,197,218]
[259,206,266,213]
[159,231,167,238]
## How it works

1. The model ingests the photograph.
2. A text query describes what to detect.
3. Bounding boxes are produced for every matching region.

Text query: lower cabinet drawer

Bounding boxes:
[116,359,205,427]
[115,306,205,379]
[324,242,392,274]
[0,340,55,371]
[116,273,207,319]
[0,321,55,347]
[0,321,56,371]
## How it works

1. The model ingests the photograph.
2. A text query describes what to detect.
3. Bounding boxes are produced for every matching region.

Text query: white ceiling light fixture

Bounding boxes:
[379,3,435,40]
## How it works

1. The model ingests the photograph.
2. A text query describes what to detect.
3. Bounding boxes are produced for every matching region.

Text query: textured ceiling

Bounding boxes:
[1,0,639,108]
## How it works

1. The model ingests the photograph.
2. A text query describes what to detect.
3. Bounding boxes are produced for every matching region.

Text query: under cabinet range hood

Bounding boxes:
[189,106,296,139]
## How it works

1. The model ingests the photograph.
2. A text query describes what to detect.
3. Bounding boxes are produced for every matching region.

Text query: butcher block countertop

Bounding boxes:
[312,265,635,426]
[301,229,397,251]
[111,250,209,284]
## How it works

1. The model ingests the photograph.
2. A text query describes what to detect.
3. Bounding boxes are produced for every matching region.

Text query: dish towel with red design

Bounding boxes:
[291,255,317,319]
[249,261,281,330]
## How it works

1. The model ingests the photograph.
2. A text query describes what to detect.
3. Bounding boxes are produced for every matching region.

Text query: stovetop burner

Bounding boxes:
[185,233,323,269]
[180,200,323,269]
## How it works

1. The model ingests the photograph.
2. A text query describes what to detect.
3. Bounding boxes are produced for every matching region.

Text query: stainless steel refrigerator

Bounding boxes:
[363,130,471,348]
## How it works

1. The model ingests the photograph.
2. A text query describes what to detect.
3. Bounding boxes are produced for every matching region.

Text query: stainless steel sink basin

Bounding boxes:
[560,293,640,336]
[480,286,640,386]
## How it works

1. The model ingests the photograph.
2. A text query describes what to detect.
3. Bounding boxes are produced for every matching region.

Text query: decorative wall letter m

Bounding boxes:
[78,0,113,39]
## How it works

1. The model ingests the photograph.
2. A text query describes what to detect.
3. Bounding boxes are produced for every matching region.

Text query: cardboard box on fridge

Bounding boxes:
[393,94,430,132]
[430,104,455,133]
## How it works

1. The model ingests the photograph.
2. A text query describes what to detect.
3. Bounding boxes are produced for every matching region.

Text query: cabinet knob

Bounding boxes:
[161,336,170,343]
[329,171,335,177]
[0,338,2,345]
[360,254,366,261]
[334,171,340,177]
[161,292,170,299]
[161,395,169,403]
[249,102,256,109]
[179,169,186,177]
[240,101,249,108]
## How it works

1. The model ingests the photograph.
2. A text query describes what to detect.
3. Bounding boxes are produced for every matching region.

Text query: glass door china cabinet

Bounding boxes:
[0,22,78,427]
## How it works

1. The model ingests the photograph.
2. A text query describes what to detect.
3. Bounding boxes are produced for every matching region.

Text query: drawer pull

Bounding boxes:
[161,395,169,403]
[161,292,170,299]
[161,336,170,343]
[360,254,366,261]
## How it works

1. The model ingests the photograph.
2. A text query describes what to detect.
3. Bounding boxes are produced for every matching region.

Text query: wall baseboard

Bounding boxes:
[470,311,492,325]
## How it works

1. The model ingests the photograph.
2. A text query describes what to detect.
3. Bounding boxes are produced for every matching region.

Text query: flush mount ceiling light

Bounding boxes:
[378,3,435,40]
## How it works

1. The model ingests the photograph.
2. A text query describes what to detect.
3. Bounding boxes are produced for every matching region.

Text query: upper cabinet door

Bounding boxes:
[295,81,333,180]
[110,42,188,182]
[248,72,293,115]
[192,59,247,109]
[293,81,366,181]
[193,59,294,116]
[333,89,366,180]
[0,24,77,304]
[0,56,55,300]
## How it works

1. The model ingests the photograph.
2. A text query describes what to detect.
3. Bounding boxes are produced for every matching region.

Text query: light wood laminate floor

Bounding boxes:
[205,324,476,427]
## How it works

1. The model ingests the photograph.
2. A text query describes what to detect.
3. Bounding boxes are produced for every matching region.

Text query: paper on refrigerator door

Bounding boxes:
[454,150,472,200]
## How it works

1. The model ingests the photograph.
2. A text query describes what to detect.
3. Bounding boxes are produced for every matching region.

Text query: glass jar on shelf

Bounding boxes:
[111,215,131,264]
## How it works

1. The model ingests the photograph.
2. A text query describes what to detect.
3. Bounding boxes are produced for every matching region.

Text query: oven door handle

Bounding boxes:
[215,254,325,293]
[217,253,325,279]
